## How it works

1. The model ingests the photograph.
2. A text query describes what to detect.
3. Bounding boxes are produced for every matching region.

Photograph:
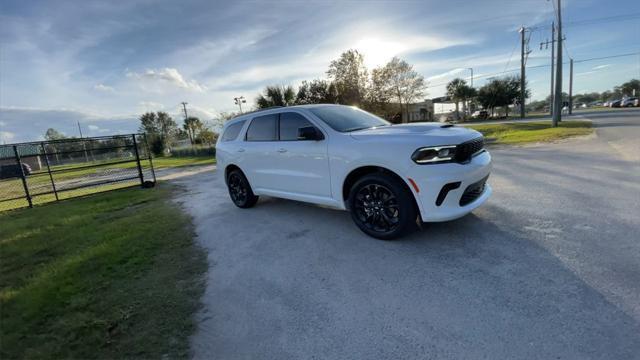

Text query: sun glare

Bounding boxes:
[355,38,405,69]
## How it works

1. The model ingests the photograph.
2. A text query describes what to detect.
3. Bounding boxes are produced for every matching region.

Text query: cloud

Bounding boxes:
[93,84,116,93]
[592,64,611,70]
[93,83,115,93]
[427,68,469,82]
[126,68,206,92]
[138,101,165,111]
[0,120,6,127]
[0,131,16,143]
[0,107,138,143]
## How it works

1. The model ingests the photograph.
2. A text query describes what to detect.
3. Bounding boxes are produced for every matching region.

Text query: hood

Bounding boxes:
[349,123,481,145]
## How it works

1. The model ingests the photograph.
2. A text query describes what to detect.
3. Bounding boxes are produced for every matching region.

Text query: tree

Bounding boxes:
[196,128,217,146]
[327,49,369,106]
[378,57,426,123]
[138,111,178,155]
[476,76,527,117]
[295,79,338,104]
[616,79,639,97]
[364,67,394,117]
[256,85,296,108]
[44,128,66,141]
[446,78,475,120]
[183,116,203,145]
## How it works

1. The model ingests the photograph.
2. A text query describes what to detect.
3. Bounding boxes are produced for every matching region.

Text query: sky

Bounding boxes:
[1,0,639,143]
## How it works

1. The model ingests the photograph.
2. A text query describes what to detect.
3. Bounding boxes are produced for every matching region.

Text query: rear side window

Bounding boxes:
[246,114,277,141]
[279,112,313,141]
[222,121,245,141]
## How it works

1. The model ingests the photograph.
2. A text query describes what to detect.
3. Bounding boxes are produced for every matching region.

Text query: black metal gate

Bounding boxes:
[0,134,155,211]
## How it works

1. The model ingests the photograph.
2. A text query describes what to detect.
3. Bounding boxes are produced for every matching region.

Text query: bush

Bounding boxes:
[149,136,166,156]
[170,146,215,158]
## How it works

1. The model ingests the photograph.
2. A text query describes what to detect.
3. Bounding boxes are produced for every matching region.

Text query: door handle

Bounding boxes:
[277,148,287,153]
[237,148,245,153]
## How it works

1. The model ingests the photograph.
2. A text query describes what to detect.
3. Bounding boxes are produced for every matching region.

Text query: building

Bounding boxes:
[0,144,43,170]
[404,99,435,122]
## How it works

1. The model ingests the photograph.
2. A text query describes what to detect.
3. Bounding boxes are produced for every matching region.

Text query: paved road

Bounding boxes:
[175,109,640,359]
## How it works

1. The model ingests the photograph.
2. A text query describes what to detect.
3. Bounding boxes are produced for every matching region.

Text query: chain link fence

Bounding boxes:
[0,134,155,211]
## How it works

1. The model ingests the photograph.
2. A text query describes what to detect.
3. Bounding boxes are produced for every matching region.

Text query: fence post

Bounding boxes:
[13,145,33,208]
[143,133,156,183]
[132,134,145,186]
[41,142,59,201]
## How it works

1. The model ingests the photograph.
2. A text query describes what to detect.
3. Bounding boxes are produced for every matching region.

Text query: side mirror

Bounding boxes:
[297,126,324,141]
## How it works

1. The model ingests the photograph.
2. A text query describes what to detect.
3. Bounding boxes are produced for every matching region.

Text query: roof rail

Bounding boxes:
[230,106,284,120]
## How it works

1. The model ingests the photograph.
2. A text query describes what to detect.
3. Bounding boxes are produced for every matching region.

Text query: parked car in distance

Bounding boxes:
[0,163,32,180]
[217,104,492,239]
[634,98,639,107]
[609,99,622,108]
[621,97,638,107]
[471,110,489,119]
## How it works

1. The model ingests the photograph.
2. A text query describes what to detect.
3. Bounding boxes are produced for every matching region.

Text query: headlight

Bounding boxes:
[411,145,456,164]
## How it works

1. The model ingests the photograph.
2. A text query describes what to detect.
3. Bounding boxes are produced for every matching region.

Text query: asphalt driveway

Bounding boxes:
[174,109,640,359]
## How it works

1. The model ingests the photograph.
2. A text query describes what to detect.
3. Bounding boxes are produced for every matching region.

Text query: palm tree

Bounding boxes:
[256,85,296,108]
[446,78,470,120]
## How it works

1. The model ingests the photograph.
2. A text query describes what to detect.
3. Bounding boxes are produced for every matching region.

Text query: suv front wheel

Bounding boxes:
[226,169,259,208]
[348,173,418,240]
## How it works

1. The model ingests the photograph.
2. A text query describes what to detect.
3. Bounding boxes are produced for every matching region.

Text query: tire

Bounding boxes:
[348,173,418,240]
[226,169,258,208]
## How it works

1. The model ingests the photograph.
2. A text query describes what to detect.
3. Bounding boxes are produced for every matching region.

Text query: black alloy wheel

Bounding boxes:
[226,169,258,208]
[348,173,418,240]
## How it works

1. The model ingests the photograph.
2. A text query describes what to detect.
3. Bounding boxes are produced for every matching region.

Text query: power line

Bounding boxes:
[573,52,640,63]
[565,13,640,27]
[427,52,640,88]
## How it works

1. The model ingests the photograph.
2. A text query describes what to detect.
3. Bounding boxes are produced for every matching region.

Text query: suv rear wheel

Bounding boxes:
[348,173,417,240]
[226,169,258,208]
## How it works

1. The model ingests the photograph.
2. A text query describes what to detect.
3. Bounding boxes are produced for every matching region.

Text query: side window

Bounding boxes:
[221,121,245,141]
[246,114,277,141]
[279,112,313,141]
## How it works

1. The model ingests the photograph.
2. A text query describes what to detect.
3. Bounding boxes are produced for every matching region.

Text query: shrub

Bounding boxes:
[170,146,215,158]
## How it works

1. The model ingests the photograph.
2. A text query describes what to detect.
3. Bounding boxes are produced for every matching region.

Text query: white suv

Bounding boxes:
[216,104,492,239]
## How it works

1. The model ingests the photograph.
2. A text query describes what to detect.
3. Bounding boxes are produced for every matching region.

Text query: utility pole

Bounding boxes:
[181,102,189,120]
[181,102,193,144]
[550,22,555,115]
[552,0,563,127]
[468,68,474,114]
[569,58,573,115]
[519,27,528,119]
[234,96,246,113]
[540,23,555,115]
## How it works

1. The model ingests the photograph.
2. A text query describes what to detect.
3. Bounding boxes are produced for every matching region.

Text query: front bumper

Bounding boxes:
[407,150,492,222]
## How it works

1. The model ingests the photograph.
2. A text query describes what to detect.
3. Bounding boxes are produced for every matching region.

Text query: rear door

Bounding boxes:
[242,114,279,191]
[271,112,331,197]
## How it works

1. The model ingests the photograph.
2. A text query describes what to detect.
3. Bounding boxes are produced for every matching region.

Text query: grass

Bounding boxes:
[468,120,593,145]
[0,155,216,212]
[0,185,207,359]
[152,156,215,169]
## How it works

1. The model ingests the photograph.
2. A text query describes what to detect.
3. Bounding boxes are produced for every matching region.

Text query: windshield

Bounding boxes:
[309,106,390,132]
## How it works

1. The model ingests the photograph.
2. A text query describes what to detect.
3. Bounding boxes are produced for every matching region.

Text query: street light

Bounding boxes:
[233,96,246,113]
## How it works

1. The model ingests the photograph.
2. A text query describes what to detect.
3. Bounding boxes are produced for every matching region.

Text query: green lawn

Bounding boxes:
[152,156,216,169]
[0,156,216,212]
[0,185,207,359]
[468,120,593,145]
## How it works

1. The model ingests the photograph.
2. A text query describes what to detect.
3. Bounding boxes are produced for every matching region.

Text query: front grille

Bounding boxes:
[459,175,489,206]
[455,137,484,163]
